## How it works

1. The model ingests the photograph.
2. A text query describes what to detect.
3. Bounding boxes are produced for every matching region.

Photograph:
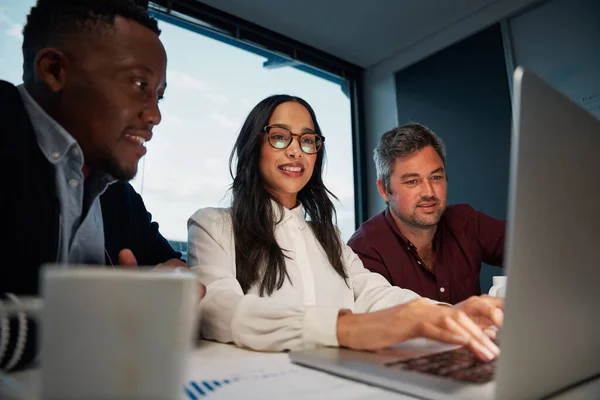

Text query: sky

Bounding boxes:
[0,1,356,242]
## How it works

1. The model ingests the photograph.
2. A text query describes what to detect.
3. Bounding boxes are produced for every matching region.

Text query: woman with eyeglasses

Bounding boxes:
[187,95,503,361]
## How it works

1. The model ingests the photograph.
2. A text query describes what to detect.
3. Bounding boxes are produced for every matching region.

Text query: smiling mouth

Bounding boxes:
[279,165,303,173]
[125,134,147,147]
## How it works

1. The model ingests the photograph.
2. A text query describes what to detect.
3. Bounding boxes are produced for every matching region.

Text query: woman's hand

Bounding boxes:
[336,296,503,361]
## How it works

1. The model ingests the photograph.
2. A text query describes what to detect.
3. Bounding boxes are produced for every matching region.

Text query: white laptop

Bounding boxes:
[289,67,600,400]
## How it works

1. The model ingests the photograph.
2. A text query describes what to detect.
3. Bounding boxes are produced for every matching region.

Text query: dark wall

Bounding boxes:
[394,24,512,293]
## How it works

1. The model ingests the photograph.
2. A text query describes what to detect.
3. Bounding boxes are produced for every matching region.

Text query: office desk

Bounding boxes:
[3,340,600,399]
[2,340,401,400]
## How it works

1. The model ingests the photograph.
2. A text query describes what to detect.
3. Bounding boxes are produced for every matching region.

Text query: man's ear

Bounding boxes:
[34,48,69,92]
[376,179,390,203]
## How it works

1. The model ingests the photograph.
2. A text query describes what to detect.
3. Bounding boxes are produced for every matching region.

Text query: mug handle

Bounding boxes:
[0,297,43,318]
[488,285,500,297]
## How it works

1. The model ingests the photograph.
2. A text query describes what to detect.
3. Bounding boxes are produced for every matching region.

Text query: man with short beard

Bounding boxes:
[348,123,505,305]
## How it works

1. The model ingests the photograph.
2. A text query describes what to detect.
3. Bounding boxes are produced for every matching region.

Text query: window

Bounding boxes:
[1,2,357,261]
[0,1,34,84]
[131,15,355,256]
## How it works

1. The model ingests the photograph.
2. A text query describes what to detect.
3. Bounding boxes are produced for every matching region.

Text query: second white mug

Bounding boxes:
[488,275,507,298]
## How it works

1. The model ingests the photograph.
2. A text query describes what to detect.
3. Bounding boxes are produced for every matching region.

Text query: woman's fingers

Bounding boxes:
[483,327,497,340]
[418,316,495,362]
[455,312,499,360]
[440,316,491,361]
[420,322,470,346]
[463,296,504,328]
[358,299,501,362]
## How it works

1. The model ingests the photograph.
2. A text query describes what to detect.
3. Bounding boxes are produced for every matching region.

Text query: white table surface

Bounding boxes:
[2,340,599,400]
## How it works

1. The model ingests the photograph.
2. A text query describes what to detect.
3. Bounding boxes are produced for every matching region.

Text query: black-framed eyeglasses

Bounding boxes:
[263,125,325,154]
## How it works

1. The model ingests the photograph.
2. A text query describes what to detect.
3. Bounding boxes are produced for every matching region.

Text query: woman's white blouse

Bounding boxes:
[187,204,423,351]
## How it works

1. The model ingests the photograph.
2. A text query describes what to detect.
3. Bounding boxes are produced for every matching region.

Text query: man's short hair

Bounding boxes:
[22,0,161,83]
[374,122,446,192]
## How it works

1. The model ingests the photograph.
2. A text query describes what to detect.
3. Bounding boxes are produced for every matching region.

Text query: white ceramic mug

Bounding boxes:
[488,275,507,298]
[40,266,198,400]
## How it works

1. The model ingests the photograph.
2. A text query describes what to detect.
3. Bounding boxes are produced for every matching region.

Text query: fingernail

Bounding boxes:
[474,341,495,361]
[494,309,504,325]
[484,328,497,340]
[481,332,500,355]
[483,347,495,361]
[487,340,500,356]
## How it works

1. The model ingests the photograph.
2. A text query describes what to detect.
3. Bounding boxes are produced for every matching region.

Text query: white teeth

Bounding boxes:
[280,165,302,172]
[126,134,146,146]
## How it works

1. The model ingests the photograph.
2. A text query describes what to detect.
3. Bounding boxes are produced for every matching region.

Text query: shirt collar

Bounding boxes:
[17,84,79,165]
[272,199,308,230]
[18,84,116,185]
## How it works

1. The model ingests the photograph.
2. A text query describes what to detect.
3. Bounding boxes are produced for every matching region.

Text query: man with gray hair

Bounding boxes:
[348,123,505,304]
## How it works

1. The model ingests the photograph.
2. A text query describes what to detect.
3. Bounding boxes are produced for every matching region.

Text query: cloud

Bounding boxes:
[212,112,239,129]
[5,23,22,39]
[205,93,229,104]
[168,70,208,92]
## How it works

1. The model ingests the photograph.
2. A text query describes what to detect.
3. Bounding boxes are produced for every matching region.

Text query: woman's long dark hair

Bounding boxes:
[229,94,347,296]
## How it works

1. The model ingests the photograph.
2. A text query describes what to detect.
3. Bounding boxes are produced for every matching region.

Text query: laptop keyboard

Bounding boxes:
[385,344,497,384]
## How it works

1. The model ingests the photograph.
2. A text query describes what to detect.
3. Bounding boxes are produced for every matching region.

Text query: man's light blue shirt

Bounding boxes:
[18,85,114,265]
